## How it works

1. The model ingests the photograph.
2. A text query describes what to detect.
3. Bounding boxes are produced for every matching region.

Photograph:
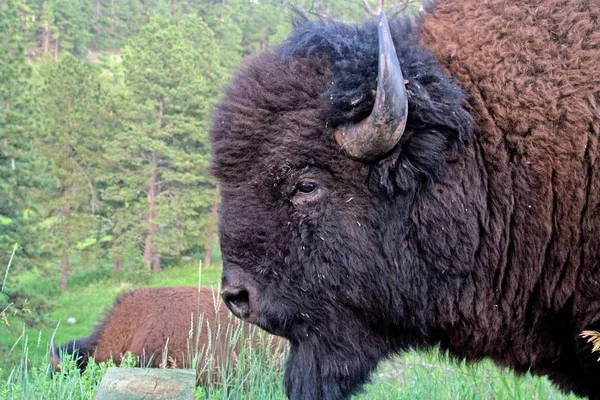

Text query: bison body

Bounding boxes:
[211,0,600,399]
[51,287,286,385]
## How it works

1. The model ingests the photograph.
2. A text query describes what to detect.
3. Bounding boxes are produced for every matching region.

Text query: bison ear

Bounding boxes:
[334,11,408,161]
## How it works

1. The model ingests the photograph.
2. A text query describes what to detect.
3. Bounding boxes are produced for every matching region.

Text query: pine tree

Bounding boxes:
[36,53,110,289]
[0,0,42,271]
[53,0,93,57]
[106,16,222,272]
[198,1,244,72]
[39,0,58,58]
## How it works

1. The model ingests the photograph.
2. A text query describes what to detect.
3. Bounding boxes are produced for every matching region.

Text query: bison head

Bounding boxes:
[211,12,473,400]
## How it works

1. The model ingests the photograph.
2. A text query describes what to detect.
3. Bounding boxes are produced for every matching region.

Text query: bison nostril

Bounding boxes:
[221,287,250,319]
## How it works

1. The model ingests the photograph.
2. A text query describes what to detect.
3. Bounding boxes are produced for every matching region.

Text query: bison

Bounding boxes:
[50,287,286,385]
[210,1,600,399]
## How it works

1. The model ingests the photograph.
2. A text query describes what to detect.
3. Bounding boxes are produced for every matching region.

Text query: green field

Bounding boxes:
[0,262,582,400]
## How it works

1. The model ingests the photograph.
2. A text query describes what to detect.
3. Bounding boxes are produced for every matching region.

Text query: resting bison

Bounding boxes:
[50,287,286,385]
[211,1,600,399]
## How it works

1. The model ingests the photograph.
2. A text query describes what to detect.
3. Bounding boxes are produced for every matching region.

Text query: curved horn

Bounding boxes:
[334,11,408,161]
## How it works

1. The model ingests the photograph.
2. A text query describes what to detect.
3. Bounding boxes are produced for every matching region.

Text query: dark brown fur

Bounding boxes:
[51,287,286,385]
[421,0,600,390]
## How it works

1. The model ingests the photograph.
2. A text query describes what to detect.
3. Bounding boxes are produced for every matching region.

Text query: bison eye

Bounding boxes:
[296,181,316,194]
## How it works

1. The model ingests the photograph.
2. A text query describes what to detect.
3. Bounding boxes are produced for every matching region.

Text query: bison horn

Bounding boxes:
[334,11,408,161]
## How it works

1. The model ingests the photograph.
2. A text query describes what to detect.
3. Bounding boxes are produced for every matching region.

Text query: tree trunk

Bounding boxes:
[54,36,59,61]
[59,203,71,290]
[60,254,68,290]
[42,20,50,54]
[144,99,164,271]
[114,258,123,272]
[152,253,161,272]
[144,98,163,270]
[203,241,212,269]
[203,200,219,269]
[94,0,102,32]
[110,0,116,29]
[143,161,157,269]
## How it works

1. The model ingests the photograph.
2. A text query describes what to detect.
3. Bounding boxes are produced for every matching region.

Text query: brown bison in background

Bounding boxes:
[50,287,287,385]
[211,0,600,399]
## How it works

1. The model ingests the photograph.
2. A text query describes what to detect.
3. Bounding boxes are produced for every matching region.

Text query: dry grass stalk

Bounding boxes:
[580,330,600,360]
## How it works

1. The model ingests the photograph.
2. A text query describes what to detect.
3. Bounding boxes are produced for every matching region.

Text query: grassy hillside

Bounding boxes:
[0,262,583,400]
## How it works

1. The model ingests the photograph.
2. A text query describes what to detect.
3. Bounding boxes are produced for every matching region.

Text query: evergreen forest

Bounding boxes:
[1,0,421,288]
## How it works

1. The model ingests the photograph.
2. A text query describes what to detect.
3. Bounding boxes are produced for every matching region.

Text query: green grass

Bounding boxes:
[0,339,583,400]
[0,318,287,400]
[0,261,585,400]
[356,350,581,400]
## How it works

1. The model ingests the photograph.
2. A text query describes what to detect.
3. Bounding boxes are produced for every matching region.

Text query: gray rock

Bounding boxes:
[94,368,196,400]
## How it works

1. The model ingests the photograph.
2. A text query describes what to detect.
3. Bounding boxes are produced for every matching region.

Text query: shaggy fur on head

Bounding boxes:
[50,287,286,385]
[211,1,600,399]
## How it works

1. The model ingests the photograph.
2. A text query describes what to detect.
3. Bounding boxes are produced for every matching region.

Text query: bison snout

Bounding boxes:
[221,283,251,320]
[222,265,260,321]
